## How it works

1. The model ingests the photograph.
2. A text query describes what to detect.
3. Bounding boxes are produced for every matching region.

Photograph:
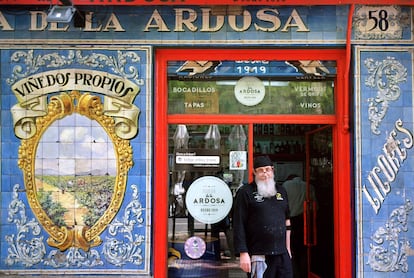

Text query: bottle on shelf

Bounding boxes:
[262,142,268,154]
[274,142,281,153]
[255,142,261,153]
[263,124,268,135]
[269,141,275,154]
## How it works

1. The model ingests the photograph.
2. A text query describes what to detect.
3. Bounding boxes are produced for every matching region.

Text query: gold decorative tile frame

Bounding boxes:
[17,91,133,252]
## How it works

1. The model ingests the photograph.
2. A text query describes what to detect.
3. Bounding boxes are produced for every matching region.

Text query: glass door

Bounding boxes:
[168,124,247,277]
[306,125,334,278]
[167,123,335,277]
[254,123,334,278]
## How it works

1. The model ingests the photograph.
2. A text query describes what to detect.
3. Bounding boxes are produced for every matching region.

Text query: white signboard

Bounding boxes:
[176,155,220,165]
[185,176,233,224]
[234,76,265,106]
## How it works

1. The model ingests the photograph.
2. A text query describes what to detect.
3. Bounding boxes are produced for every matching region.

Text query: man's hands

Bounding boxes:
[239,252,251,273]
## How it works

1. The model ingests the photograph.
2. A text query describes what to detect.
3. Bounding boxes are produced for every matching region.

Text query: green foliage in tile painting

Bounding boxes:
[76,176,116,227]
[37,188,67,227]
[36,175,116,227]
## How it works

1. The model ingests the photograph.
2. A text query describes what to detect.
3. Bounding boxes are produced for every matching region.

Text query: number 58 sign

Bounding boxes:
[353,6,409,40]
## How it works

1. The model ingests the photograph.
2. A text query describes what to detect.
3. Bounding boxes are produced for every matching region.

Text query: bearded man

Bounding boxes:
[233,156,293,278]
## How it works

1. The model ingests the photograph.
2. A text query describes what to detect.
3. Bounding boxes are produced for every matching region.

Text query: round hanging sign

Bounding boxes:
[234,76,266,106]
[185,176,233,224]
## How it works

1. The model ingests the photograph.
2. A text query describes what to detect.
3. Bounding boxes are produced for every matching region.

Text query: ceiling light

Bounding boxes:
[47,5,76,23]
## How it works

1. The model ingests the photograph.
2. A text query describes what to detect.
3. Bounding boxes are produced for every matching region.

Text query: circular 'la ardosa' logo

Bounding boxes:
[185,176,233,224]
[234,76,265,106]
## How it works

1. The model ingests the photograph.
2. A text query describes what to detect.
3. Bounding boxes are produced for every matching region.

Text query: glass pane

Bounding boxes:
[307,126,334,277]
[168,124,248,277]
[167,123,334,277]
[167,60,336,115]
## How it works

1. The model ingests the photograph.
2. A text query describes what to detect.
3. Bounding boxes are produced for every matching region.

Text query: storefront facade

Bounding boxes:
[0,1,412,277]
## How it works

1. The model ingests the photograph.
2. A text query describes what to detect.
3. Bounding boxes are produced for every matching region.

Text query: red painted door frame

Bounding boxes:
[154,48,352,277]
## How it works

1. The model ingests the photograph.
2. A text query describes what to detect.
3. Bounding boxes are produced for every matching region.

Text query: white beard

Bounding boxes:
[256,178,277,198]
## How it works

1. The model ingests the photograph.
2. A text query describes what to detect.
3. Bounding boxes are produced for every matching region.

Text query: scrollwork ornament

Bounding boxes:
[5,184,46,267]
[5,183,143,268]
[6,50,75,84]
[103,184,145,266]
[44,247,103,268]
[7,50,144,86]
[367,200,413,272]
[75,50,143,85]
[364,57,407,134]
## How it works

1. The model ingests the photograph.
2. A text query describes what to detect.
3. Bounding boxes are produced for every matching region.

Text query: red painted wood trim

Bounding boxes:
[1,0,413,6]
[154,48,352,278]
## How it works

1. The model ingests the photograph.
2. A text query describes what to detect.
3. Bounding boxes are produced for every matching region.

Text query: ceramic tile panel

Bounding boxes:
[0,47,153,275]
[355,46,414,277]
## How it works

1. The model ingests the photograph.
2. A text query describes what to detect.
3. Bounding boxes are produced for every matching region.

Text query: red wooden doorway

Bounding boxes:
[154,48,352,278]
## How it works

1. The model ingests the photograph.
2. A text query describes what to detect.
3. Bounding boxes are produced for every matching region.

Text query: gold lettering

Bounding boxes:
[228,10,251,32]
[200,8,224,32]
[281,8,309,32]
[254,8,281,32]
[174,8,197,32]
[29,13,69,32]
[84,12,102,31]
[0,11,13,30]
[29,11,47,31]
[143,9,170,32]
[21,8,313,34]
[49,22,70,32]
[102,13,125,32]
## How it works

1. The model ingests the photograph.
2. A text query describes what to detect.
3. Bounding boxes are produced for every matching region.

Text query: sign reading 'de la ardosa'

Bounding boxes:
[185,176,233,225]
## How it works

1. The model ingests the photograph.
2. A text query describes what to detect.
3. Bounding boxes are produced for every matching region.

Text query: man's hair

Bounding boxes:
[253,155,273,169]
